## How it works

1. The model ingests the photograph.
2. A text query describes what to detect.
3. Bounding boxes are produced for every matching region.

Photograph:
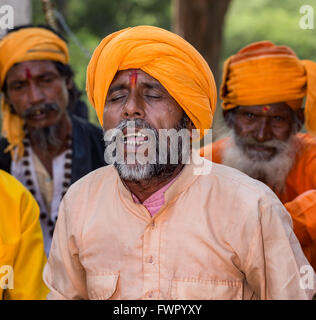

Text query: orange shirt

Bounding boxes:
[201,133,316,270]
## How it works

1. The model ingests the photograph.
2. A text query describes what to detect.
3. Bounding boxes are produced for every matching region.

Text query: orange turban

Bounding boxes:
[86,25,217,136]
[220,41,316,135]
[0,27,69,160]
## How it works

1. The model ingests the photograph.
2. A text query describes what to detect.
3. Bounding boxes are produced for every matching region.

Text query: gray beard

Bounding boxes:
[221,129,298,194]
[28,123,62,153]
[104,117,190,182]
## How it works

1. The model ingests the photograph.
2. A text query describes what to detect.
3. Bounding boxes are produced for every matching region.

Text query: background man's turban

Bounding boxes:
[86,25,217,135]
[0,27,69,159]
[220,40,316,135]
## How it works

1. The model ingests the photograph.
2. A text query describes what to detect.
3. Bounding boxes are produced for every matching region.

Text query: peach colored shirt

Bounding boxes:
[43,158,316,300]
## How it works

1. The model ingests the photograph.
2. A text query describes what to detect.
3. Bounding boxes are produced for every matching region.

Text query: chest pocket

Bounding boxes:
[86,272,119,300]
[171,278,243,300]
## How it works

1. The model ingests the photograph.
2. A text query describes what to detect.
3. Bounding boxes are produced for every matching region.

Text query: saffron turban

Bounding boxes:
[0,27,69,159]
[221,41,316,135]
[86,25,217,135]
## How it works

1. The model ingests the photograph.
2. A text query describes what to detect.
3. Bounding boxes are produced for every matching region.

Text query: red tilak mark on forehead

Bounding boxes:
[129,70,138,87]
[25,67,32,79]
[263,105,271,112]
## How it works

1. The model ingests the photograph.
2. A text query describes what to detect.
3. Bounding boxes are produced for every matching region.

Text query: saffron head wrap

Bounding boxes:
[220,41,316,135]
[86,25,217,137]
[0,27,69,160]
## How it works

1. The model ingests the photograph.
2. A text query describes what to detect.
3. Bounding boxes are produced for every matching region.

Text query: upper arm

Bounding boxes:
[43,197,88,300]
[243,198,316,299]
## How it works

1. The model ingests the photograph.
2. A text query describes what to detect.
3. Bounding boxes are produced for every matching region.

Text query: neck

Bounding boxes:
[122,164,184,203]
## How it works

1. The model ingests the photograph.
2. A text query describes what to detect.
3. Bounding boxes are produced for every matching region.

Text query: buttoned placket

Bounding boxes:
[142,218,160,299]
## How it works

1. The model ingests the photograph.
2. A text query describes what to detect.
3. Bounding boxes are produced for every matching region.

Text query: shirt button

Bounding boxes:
[146,256,154,264]
[147,291,153,298]
[151,221,155,229]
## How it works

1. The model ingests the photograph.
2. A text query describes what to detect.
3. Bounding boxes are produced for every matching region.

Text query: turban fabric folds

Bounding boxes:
[0,27,69,160]
[86,25,217,137]
[220,41,316,135]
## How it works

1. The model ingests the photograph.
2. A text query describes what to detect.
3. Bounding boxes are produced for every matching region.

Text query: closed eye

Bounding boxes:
[110,94,127,102]
[145,95,161,99]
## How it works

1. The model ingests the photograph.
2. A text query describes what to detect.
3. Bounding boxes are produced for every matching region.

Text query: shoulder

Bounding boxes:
[197,160,292,250]
[0,169,24,195]
[64,165,117,200]
[293,133,316,168]
[197,159,287,221]
[0,170,38,221]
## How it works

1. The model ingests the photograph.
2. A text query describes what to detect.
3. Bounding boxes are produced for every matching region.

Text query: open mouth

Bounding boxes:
[123,132,148,146]
[25,108,50,120]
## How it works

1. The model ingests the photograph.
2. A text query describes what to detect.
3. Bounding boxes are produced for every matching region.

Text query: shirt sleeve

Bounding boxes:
[243,197,316,300]
[285,190,316,272]
[43,197,88,300]
[4,190,49,300]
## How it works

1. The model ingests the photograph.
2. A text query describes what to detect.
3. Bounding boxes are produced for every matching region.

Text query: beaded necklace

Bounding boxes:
[21,133,72,237]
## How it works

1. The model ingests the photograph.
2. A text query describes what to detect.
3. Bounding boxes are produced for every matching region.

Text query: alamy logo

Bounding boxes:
[300,265,315,290]
[0,5,13,30]
[0,265,14,290]
[299,5,314,29]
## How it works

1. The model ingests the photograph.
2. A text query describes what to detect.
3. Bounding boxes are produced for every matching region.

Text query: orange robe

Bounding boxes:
[201,132,316,270]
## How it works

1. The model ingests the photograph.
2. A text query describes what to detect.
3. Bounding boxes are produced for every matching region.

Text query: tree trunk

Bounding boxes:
[172,0,231,87]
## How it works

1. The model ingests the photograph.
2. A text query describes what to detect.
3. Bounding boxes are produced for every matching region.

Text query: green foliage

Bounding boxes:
[223,0,316,61]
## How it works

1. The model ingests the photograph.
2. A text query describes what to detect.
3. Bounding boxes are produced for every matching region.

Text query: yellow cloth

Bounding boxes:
[86,25,217,136]
[44,161,315,299]
[0,170,48,300]
[0,27,69,160]
[220,41,316,135]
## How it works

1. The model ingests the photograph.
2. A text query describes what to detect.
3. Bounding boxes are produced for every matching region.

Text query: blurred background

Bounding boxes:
[1,0,316,138]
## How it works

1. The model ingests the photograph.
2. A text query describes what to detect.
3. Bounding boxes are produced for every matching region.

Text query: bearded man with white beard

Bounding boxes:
[202,41,316,271]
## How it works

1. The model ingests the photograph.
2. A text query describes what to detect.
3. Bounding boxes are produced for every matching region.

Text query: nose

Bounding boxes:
[122,92,145,120]
[28,81,45,105]
[254,118,272,142]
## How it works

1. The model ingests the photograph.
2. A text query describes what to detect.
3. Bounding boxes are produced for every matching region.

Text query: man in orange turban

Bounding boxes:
[0,25,105,256]
[201,41,316,270]
[44,26,315,300]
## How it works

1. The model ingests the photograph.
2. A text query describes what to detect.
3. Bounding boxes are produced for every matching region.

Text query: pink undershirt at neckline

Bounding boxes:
[131,175,179,217]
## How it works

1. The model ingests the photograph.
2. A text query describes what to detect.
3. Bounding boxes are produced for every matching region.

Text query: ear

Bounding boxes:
[223,110,235,128]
